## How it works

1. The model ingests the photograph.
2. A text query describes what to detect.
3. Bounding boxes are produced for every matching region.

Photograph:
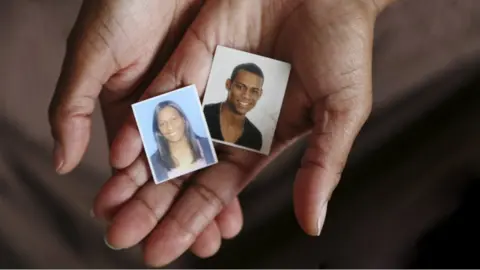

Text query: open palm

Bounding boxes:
[48,0,247,259]
[91,0,392,267]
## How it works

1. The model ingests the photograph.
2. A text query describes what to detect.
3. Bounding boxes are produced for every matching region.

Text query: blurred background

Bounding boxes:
[1,0,480,268]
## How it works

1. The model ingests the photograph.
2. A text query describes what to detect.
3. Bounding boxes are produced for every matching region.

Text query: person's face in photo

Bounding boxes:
[156,106,186,143]
[225,70,263,115]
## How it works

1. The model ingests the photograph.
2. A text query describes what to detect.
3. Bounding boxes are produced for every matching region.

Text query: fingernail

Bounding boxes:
[316,201,328,236]
[104,235,122,250]
[53,141,64,173]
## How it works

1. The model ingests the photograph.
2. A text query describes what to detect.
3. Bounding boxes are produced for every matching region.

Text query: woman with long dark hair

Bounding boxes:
[150,100,215,181]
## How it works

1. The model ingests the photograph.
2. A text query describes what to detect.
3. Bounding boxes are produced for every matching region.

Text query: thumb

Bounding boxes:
[48,2,118,174]
[293,95,371,236]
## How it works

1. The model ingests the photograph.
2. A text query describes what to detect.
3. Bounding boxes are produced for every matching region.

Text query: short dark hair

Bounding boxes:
[230,63,264,81]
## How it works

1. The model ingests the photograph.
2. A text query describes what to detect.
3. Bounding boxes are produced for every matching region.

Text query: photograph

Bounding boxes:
[132,85,218,184]
[202,45,292,155]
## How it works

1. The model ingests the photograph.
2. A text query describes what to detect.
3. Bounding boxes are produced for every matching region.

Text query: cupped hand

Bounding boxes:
[93,0,394,267]
[48,0,244,259]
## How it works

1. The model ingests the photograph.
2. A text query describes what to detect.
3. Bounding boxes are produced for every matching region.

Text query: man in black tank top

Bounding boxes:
[203,63,264,151]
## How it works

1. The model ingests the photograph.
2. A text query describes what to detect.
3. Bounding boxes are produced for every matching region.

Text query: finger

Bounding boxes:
[143,156,259,267]
[101,0,204,149]
[190,198,244,258]
[293,96,371,236]
[104,177,186,249]
[48,2,119,174]
[51,0,197,173]
[92,154,150,220]
[109,22,215,170]
[109,114,144,170]
[189,222,222,258]
[215,197,243,239]
[285,1,376,236]
[121,6,266,264]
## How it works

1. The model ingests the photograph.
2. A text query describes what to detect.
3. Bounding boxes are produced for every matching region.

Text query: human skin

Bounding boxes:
[157,106,186,143]
[226,69,263,115]
[221,69,264,142]
[48,0,396,267]
[48,0,243,258]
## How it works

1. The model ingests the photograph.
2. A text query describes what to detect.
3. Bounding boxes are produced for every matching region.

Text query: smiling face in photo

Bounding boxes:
[202,46,291,155]
[225,70,263,115]
[156,105,186,142]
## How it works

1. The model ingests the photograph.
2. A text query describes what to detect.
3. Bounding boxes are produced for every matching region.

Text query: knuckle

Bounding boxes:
[167,214,198,241]
[302,156,328,172]
[121,157,156,188]
[170,177,186,190]
[51,96,96,124]
[132,196,159,224]
[191,182,227,211]
[120,165,142,188]
[134,180,183,221]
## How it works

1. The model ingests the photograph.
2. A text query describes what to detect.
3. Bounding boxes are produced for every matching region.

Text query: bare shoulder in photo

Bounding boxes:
[132,85,218,184]
[202,45,291,155]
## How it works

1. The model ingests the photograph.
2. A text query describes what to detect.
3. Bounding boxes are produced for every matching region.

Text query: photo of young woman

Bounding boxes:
[132,85,217,184]
[150,100,215,180]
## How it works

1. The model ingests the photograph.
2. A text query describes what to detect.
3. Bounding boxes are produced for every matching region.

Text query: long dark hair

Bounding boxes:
[152,100,203,171]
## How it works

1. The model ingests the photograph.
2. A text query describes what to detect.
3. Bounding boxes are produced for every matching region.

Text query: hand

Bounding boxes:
[93,0,394,267]
[48,0,244,258]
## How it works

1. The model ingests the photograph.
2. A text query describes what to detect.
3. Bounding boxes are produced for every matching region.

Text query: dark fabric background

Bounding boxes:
[1,0,480,268]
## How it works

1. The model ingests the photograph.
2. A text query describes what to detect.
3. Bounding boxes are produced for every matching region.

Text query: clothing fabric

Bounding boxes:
[149,136,215,182]
[203,102,263,151]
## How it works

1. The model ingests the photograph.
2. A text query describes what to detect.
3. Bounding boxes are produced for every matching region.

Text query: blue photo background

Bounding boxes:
[132,85,210,157]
